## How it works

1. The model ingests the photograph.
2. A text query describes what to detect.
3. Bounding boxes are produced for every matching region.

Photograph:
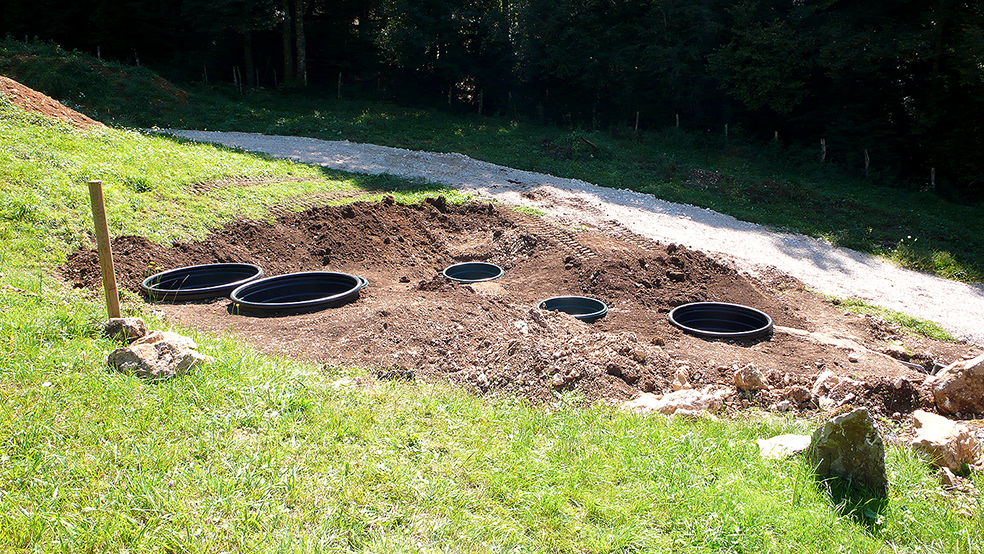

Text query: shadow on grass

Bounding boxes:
[320,167,448,196]
[816,476,889,533]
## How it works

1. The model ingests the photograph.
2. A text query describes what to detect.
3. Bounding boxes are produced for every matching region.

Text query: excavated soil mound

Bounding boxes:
[64,198,976,417]
[0,75,104,129]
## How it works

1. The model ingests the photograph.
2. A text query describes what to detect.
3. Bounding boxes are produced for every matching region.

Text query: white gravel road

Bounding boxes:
[165,129,984,344]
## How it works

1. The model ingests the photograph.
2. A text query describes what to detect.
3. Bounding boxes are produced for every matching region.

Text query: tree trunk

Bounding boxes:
[243,31,255,86]
[294,0,307,86]
[281,0,294,85]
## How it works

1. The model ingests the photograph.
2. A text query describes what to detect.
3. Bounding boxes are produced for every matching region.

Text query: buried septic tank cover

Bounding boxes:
[442,262,504,283]
[230,271,367,315]
[537,296,608,323]
[668,302,773,339]
[141,263,264,301]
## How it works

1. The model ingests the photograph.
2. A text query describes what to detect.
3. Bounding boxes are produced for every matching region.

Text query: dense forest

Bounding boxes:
[2,0,983,197]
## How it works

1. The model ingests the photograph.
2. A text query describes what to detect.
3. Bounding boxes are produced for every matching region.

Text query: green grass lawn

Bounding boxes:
[1,80,983,553]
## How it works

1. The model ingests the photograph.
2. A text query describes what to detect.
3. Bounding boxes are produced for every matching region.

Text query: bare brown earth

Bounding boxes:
[63,197,979,418]
[0,75,104,128]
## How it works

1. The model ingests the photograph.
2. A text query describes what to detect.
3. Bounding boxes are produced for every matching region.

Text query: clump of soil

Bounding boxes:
[63,198,976,417]
[0,75,104,129]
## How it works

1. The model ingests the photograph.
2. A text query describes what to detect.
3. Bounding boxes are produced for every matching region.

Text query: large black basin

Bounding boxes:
[668,302,773,339]
[537,296,608,323]
[141,263,264,301]
[230,271,367,315]
[442,262,504,283]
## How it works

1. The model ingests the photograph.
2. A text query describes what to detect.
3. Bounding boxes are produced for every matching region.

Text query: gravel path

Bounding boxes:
[166,129,984,344]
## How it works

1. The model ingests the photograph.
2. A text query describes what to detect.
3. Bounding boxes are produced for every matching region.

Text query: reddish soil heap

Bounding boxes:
[63,198,976,416]
[0,75,104,128]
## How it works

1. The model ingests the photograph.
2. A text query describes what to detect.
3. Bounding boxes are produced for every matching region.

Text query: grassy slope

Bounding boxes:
[1,73,983,552]
[2,40,983,552]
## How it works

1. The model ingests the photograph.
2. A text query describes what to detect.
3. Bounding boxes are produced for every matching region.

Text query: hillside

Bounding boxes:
[1,65,983,552]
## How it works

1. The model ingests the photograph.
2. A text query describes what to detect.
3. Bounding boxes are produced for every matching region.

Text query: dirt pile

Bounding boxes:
[63,198,977,417]
[0,75,104,128]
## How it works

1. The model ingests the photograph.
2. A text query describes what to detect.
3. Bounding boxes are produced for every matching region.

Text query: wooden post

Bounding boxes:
[675,114,679,128]
[338,71,342,100]
[864,149,870,178]
[87,181,121,319]
[820,139,827,163]
[635,111,640,132]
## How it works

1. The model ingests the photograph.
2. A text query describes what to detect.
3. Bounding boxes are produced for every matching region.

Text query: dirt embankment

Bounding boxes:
[63,198,977,417]
[0,75,104,128]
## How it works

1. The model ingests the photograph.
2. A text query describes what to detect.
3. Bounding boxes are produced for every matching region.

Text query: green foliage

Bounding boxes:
[0,37,188,127]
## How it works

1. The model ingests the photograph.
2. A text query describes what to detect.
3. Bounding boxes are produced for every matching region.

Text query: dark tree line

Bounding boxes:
[3,0,983,195]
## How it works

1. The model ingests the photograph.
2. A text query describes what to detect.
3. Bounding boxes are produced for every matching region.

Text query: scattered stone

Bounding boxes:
[628,347,648,363]
[818,396,839,412]
[783,385,812,405]
[513,320,530,335]
[806,408,888,497]
[811,370,840,397]
[102,317,147,343]
[909,410,982,473]
[882,342,910,361]
[734,364,769,391]
[812,370,862,408]
[757,434,812,460]
[671,368,691,391]
[929,353,984,416]
[940,467,960,489]
[107,330,212,381]
[622,386,731,417]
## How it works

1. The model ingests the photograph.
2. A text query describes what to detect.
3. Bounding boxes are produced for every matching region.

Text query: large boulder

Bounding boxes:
[806,408,888,497]
[930,353,984,416]
[909,410,982,473]
[107,330,212,381]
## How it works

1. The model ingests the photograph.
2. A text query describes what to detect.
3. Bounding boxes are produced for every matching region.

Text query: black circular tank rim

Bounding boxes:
[442,262,504,283]
[667,301,773,339]
[140,263,264,301]
[229,271,367,314]
[536,295,608,322]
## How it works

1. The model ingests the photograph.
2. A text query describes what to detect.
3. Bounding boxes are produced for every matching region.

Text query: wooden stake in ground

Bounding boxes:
[87,180,121,319]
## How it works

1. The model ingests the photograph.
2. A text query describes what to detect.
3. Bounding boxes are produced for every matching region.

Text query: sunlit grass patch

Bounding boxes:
[512,205,547,217]
[821,293,957,341]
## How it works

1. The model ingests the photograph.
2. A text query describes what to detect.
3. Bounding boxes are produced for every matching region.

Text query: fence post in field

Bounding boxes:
[87,180,121,319]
